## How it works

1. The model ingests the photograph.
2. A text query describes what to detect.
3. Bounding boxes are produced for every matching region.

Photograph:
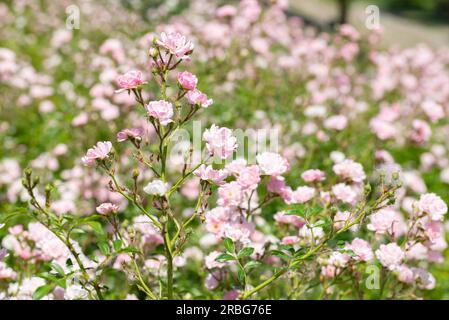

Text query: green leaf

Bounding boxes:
[50,263,65,276]
[223,238,235,253]
[70,228,86,235]
[32,284,54,300]
[215,253,235,262]
[270,250,290,260]
[38,273,66,289]
[285,204,306,217]
[308,205,323,217]
[113,240,123,251]
[119,246,141,254]
[98,241,110,256]
[244,261,261,270]
[88,221,104,236]
[311,220,326,227]
[237,247,254,258]
[237,266,246,284]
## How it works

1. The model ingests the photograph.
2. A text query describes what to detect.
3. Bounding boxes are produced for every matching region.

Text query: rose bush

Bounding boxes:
[0,0,448,300]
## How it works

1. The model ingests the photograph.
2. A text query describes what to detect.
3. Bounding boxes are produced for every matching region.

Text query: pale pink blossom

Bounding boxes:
[324,115,348,131]
[116,70,144,92]
[194,164,228,185]
[332,183,357,204]
[328,251,350,268]
[333,211,352,230]
[410,119,431,144]
[96,202,119,215]
[256,152,289,176]
[288,186,315,204]
[367,208,400,235]
[205,272,221,290]
[236,165,260,190]
[180,178,200,200]
[0,262,17,280]
[178,71,198,91]
[81,141,112,166]
[205,207,230,236]
[346,238,374,262]
[205,251,226,269]
[421,100,444,123]
[156,32,194,60]
[217,182,243,207]
[225,159,247,176]
[425,220,443,243]
[298,226,324,245]
[281,236,299,245]
[301,169,326,183]
[224,222,252,244]
[8,225,23,236]
[375,243,404,270]
[72,112,88,126]
[146,100,173,126]
[273,211,305,228]
[321,265,337,278]
[186,89,213,108]
[333,159,366,182]
[396,265,414,284]
[417,193,447,221]
[203,125,237,159]
[406,242,428,260]
[412,268,435,290]
[216,5,237,17]
[117,128,144,142]
[267,176,288,194]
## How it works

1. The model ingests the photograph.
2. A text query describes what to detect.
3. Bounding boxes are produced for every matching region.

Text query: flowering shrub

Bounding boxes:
[0,0,449,300]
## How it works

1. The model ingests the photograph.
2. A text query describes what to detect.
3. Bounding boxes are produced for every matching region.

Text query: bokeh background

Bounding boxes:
[1,0,449,299]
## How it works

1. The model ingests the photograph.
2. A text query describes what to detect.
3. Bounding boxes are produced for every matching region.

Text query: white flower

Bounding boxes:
[143,179,169,196]
[64,284,89,300]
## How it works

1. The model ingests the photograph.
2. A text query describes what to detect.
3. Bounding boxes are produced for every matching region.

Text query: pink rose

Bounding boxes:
[116,127,144,142]
[194,164,228,185]
[282,236,299,245]
[273,211,305,228]
[301,169,326,183]
[367,208,400,235]
[333,159,366,183]
[346,238,374,262]
[396,265,414,284]
[156,32,194,60]
[417,193,447,221]
[333,211,352,230]
[256,152,289,176]
[203,125,237,160]
[237,165,260,190]
[81,141,112,166]
[96,202,119,215]
[146,100,174,126]
[410,119,431,145]
[186,89,213,108]
[288,186,315,204]
[217,182,243,207]
[375,243,404,270]
[116,70,144,92]
[178,71,198,90]
[332,183,357,204]
[324,115,348,131]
